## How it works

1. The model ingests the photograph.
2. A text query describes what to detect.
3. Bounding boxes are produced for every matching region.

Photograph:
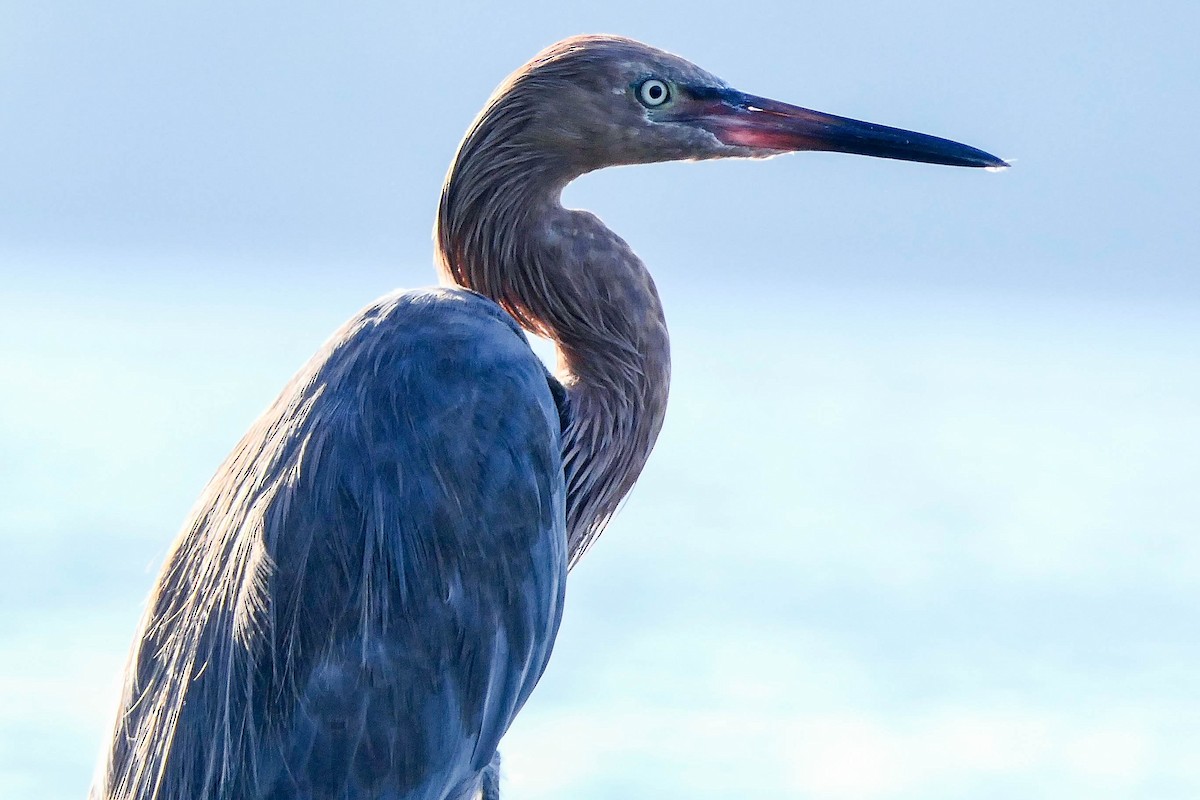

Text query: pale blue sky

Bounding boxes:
[2,2,1198,798]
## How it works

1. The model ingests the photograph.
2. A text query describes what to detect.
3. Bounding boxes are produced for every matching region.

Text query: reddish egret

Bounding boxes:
[92,35,1004,800]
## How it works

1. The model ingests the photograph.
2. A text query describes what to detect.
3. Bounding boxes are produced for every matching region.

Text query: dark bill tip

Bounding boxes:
[695,88,1008,170]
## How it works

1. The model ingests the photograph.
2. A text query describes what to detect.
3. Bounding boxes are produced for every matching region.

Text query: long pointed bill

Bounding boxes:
[691,89,1008,169]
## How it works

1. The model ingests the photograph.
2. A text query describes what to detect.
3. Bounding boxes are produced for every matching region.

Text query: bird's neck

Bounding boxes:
[436,156,670,565]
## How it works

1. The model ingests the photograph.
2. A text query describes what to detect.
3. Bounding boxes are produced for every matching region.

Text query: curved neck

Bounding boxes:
[436,140,670,565]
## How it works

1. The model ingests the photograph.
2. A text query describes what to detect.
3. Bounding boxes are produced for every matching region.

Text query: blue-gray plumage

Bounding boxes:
[97,290,564,799]
[92,34,1003,800]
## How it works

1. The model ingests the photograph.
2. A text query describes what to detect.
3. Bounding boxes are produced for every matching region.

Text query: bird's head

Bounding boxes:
[470,34,1006,177]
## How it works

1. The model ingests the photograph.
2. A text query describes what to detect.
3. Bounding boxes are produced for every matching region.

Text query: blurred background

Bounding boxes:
[2,1,1198,798]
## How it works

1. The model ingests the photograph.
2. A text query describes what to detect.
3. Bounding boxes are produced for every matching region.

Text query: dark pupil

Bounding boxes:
[648,84,664,100]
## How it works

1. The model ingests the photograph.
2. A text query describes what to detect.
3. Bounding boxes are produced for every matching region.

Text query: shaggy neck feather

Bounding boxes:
[435,124,670,564]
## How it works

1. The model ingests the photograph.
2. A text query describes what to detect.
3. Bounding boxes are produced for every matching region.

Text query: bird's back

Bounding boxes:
[93,288,567,800]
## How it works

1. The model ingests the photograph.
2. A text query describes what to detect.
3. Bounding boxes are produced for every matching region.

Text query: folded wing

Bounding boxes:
[94,288,567,800]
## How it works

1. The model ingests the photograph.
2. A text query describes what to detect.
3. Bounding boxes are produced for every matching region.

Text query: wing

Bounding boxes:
[93,288,567,800]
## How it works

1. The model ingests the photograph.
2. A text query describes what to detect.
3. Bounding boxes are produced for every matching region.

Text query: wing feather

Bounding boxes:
[93,288,566,800]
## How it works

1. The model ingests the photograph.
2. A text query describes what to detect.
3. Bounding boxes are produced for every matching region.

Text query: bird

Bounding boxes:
[91,34,1005,800]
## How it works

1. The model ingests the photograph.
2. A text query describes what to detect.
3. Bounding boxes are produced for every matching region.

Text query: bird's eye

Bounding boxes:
[637,79,671,108]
